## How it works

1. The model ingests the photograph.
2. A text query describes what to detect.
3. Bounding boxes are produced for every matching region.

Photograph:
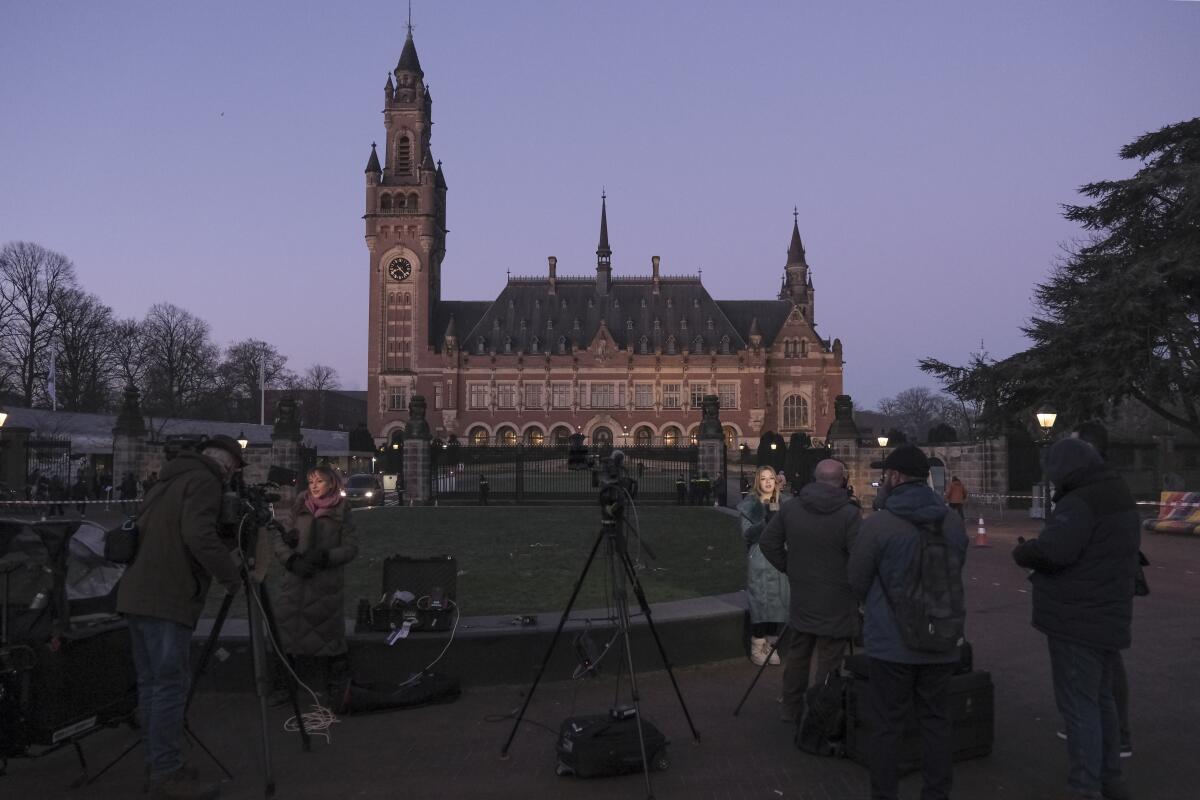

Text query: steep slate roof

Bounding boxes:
[787,219,807,264]
[432,301,491,348]
[448,276,749,355]
[396,33,423,75]
[365,143,382,174]
[716,300,800,347]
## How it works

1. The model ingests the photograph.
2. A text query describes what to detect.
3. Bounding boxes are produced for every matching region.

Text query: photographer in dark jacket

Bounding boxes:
[116,436,245,800]
[1013,437,1138,800]
[760,458,861,722]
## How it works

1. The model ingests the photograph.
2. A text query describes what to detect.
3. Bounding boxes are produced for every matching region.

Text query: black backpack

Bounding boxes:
[795,662,849,757]
[882,513,965,654]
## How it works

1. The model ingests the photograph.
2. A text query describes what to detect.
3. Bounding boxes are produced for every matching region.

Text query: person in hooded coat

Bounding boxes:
[737,465,790,666]
[273,465,359,694]
[1013,437,1138,800]
[760,458,861,722]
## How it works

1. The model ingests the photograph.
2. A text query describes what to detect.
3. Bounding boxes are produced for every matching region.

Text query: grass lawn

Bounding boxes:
[206,506,746,619]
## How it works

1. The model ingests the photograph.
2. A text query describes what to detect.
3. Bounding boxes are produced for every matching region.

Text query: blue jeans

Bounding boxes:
[126,614,193,782]
[1046,636,1122,797]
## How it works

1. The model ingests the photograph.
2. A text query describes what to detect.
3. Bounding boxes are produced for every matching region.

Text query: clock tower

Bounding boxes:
[365,26,448,439]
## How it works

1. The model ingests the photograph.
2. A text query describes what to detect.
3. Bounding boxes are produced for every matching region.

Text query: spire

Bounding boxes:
[396,29,423,76]
[365,142,382,174]
[435,159,447,189]
[597,191,611,257]
[787,207,806,265]
[595,191,612,295]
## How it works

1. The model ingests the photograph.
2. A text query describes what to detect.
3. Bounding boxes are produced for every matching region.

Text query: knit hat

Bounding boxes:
[870,443,930,478]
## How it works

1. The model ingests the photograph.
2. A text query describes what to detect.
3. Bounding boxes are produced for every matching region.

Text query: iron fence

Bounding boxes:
[430,443,700,504]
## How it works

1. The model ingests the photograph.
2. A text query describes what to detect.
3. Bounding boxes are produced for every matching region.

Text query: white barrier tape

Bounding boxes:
[0,498,143,506]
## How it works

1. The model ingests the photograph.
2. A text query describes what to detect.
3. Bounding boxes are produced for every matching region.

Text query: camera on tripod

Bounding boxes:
[565,435,638,519]
[218,466,297,538]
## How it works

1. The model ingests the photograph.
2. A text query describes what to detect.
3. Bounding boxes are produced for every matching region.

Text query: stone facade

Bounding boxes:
[364,31,844,452]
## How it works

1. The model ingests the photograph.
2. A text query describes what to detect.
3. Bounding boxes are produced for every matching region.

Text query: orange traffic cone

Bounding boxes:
[974,516,990,548]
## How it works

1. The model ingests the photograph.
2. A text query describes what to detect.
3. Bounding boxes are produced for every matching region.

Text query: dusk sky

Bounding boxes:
[2,1,1197,409]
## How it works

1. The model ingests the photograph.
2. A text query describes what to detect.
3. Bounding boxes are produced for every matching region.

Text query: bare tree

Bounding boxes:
[110,317,150,392]
[141,303,219,418]
[876,387,958,443]
[302,363,340,391]
[219,339,295,422]
[0,242,78,405]
[51,288,116,412]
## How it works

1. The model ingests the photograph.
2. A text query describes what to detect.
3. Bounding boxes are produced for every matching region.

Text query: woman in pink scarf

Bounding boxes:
[273,465,359,698]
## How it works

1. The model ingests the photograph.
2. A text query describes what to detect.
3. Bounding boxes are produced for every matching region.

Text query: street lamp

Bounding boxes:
[236,431,249,449]
[0,404,8,429]
[1036,406,1057,518]
[877,435,889,449]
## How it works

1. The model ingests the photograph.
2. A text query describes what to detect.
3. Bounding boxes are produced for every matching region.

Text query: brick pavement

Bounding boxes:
[3,516,1198,799]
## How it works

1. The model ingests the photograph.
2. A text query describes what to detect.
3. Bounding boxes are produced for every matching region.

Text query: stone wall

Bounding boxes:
[828,437,1008,510]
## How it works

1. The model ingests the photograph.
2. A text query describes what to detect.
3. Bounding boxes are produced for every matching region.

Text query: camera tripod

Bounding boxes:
[86,516,309,798]
[500,502,700,800]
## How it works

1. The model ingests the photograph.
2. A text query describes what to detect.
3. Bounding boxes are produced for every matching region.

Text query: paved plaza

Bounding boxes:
[4,515,1197,799]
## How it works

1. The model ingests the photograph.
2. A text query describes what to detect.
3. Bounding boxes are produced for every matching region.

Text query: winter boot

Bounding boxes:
[765,636,782,665]
[749,636,768,666]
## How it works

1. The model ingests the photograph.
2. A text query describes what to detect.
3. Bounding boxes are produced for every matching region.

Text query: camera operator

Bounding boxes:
[115,434,245,800]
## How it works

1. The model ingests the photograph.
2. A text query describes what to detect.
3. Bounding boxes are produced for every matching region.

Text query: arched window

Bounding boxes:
[634,426,653,446]
[408,193,419,211]
[692,336,704,353]
[403,293,411,305]
[551,426,572,445]
[720,335,730,355]
[497,426,518,446]
[592,426,612,446]
[380,194,393,211]
[783,395,810,429]
[666,336,676,355]
[396,135,412,173]
[396,194,407,209]
[525,427,544,446]
[688,428,698,446]
[662,426,680,447]
[723,426,737,448]
[469,426,489,446]
[800,339,808,357]
[638,336,649,355]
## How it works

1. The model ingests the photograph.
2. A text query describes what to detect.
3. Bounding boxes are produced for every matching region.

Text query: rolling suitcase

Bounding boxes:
[555,713,670,778]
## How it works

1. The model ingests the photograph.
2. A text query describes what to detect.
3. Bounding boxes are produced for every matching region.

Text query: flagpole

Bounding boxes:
[260,359,265,425]
[49,351,57,412]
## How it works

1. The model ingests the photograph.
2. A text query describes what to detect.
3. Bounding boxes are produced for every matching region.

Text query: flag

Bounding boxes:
[48,351,57,410]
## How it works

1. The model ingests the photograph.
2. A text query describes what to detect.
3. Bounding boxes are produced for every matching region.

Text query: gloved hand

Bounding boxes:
[286,553,319,578]
[303,548,330,569]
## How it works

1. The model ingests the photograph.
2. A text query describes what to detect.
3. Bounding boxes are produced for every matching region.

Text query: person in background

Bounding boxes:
[1013,437,1138,800]
[945,476,968,519]
[760,459,861,722]
[71,475,89,516]
[737,466,790,666]
[274,465,359,701]
[478,472,490,506]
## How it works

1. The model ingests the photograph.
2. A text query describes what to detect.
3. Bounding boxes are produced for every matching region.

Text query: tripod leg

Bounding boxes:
[733,624,787,716]
[186,591,236,715]
[500,527,605,758]
[256,583,311,752]
[619,549,701,743]
[611,539,655,800]
[245,579,279,798]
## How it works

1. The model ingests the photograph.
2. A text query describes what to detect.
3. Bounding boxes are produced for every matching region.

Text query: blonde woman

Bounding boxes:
[737,466,791,665]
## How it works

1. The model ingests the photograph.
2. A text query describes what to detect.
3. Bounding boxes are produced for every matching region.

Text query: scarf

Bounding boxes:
[303,489,343,518]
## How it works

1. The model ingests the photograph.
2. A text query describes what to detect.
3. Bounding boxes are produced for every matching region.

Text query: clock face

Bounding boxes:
[388,257,412,281]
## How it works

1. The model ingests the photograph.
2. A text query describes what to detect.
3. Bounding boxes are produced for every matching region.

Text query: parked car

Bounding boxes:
[342,474,384,507]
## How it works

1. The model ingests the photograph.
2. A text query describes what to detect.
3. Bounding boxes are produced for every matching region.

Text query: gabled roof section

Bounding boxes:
[716,300,799,347]
[452,276,747,355]
[431,301,490,348]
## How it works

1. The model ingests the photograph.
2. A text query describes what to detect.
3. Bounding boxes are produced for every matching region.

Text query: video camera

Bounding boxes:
[565,434,638,521]
[219,465,297,538]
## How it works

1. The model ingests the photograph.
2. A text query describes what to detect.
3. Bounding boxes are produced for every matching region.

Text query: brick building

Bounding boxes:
[365,30,845,448]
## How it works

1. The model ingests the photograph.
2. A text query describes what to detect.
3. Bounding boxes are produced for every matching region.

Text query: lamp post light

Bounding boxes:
[236,430,249,450]
[877,435,889,449]
[1035,405,1057,518]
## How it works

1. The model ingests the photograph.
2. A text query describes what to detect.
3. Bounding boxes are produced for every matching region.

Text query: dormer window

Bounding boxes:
[666,336,677,355]
[707,317,714,330]
[504,337,512,354]
[692,336,704,353]
[475,337,486,354]
[530,337,540,353]
[639,336,649,355]
[557,336,567,354]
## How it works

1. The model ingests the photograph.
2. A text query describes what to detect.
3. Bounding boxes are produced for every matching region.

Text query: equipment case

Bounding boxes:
[360,555,457,633]
[843,662,994,773]
[555,714,669,778]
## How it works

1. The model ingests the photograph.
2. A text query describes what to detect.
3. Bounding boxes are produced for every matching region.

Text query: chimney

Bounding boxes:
[651,255,661,295]
[548,256,557,295]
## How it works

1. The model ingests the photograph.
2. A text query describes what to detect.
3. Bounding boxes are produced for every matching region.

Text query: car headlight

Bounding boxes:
[364,491,373,498]
[340,490,347,497]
